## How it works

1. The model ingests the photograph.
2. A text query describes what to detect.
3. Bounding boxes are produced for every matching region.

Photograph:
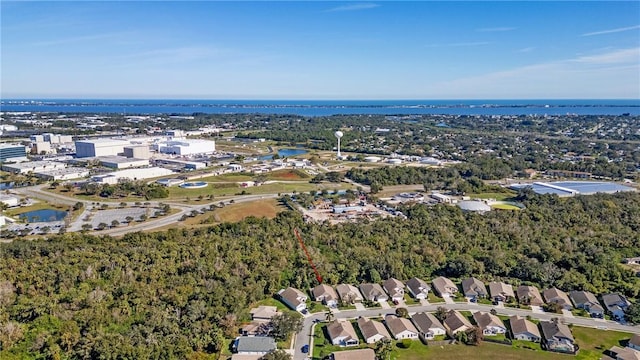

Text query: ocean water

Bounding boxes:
[1,99,639,116]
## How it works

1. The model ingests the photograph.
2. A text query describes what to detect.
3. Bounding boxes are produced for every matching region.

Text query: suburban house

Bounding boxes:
[543,288,573,310]
[540,320,576,353]
[277,287,308,312]
[629,334,640,351]
[359,283,388,302]
[443,310,473,336]
[249,305,280,322]
[382,278,405,302]
[312,284,339,308]
[335,284,363,304]
[411,312,446,341]
[232,336,276,355]
[405,277,431,300]
[384,315,419,340]
[569,290,604,318]
[357,317,391,344]
[606,346,640,360]
[431,276,458,297]
[602,294,631,321]
[488,281,515,302]
[327,320,359,347]
[517,285,545,306]
[461,277,488,301]
[472,311,507,336]
[509,316,541,342]
[330,348,376,360]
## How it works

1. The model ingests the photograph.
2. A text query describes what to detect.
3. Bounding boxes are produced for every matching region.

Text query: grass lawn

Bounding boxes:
[491,204,522,210]
[572,327,633,360]
[393,342,570,360]
[5,202,67,216]
[468,192,517,201]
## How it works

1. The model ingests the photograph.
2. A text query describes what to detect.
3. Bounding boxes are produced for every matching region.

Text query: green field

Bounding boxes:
[491,203,522,210]
[468,192,517,201]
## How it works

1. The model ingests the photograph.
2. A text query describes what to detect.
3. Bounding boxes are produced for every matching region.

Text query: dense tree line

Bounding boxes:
[1,192,639,358]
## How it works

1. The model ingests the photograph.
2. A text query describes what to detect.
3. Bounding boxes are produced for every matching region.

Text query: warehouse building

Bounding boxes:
[157,139,215,156]
[99,156,150,169]
[91,167,174,184]
[75,139,131,158]
[123,145,151,159]
[2,160,66,174]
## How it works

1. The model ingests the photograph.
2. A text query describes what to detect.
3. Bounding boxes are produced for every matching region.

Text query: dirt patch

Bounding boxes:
[216,199,285,222]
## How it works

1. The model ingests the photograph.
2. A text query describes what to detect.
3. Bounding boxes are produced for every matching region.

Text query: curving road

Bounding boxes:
[293,302,640,360]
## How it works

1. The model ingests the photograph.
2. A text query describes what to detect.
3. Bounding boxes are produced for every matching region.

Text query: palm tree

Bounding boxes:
[325,310,334,322]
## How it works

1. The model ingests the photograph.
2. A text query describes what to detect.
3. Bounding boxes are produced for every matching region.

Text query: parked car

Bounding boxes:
[301,344,309,353]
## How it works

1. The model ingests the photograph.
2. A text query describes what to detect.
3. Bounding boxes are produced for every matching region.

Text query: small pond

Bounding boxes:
[260,148,308,160]
[19,209,67,223]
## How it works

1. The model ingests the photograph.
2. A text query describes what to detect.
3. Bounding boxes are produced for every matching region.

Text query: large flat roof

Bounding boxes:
[510,181,636,196]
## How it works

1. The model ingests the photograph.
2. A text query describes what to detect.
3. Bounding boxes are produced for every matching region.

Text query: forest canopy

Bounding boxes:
[1,192,639,358]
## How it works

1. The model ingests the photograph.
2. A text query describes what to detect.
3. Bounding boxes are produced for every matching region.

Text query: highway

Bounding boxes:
[292,301,640,360]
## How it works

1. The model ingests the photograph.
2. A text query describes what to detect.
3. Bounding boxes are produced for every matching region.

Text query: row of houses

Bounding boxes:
[324,310,580,354]
[278,275,632,320]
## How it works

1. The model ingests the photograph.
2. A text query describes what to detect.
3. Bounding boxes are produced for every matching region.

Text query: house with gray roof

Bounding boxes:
[327,320,359,347]
[443,310,472,337]
[462,277,488,300]
[330,348,375,360]
[629,334,640,351]
[233,336,276,355]
[431,276,458,297]
[602,294,631,321]
[517,285,544,306]
[540,320,576,353]
[509,316,541,342]
[488,281,515,302]
[543,288,573,310]
[405,277,430,300]
[357,317,391,344]
[382,278,405,302]
[312,284,339,308]
[359,283,388,302]
[335,284,363,304]
[384,315,419,340]
[411,312,446,340]
[277,287,308,312]
[569,290,604,318]
[473,311,506,336]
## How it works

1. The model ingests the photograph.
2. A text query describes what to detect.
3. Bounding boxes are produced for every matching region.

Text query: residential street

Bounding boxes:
[293,302,640,360]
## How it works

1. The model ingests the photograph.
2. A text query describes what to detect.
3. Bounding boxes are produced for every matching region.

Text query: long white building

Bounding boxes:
[157,139,215,156]
[75,139,131,158]
[91,167,174,184]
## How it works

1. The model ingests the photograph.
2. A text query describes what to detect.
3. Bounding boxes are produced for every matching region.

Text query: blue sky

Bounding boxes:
[1,1,639,99]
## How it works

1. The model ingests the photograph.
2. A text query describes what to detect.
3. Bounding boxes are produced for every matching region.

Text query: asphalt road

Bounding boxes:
[293,302,640,360]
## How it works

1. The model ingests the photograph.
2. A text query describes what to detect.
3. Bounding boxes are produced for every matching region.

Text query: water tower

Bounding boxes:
[334,131,343,159]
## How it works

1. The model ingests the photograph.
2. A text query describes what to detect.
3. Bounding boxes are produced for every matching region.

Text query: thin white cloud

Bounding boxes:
[572,47,640,64]
[325,3,380,12]
[517,47,535,53]
[476,27,516,32]
[581,24,640,36]
[434,47,640,98]
[32,32,130,46]
[426,41,491,48]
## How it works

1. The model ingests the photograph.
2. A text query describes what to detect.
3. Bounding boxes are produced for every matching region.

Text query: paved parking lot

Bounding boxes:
[85,208,150,229]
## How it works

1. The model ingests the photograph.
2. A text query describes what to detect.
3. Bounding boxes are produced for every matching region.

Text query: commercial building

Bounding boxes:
[0,144,28,163]
[2,161,66,174]
[32,142,52,154]
[123,145,151,159]
[157,139,215,156]
[36,167,90,181]
[75,138,131,158]
[0,194,20,207]
[91,167,174,184]
[99,156,150,169]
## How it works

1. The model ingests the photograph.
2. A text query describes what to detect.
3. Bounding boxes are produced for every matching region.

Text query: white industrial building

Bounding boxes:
[157,139,215,156]
[2,161,66,174]
[0,194,20,207]
[99,156,150,169]
[91,167,174,184]
[75,138,131,158]
[123,145,151,159]
[32,142,53,154]
[36,167,90,181]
